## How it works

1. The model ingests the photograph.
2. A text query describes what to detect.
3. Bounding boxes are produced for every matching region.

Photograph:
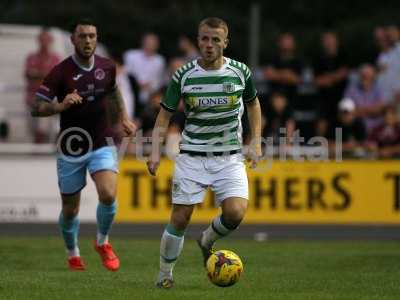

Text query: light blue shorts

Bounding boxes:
[57,146,118,195]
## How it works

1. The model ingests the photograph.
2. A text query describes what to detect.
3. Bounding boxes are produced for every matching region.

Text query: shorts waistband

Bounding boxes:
[180,149,241,157]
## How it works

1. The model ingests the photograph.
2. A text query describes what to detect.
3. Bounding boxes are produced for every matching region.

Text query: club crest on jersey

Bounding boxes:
[223,82,235,93]
[95,68,105,80]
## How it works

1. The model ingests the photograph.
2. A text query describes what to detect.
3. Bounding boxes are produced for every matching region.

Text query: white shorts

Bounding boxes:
[172,153,248,206]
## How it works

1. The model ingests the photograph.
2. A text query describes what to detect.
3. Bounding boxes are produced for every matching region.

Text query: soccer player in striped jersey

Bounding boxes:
[147,17,262,288]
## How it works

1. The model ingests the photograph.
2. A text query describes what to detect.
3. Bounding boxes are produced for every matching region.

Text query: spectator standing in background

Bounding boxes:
[25,29,60,143]
[376,25,400,104]
[164,57,186,88]
[114,57,137,155]
[386,25,400,49]
[178,36,199,62]
[115,57,135,120]
[314,31,349,136]
[263,33,303,107]
[123,33,166,116]
[139,90,163,137]
[262,93,295,145]
[374,26,391,67]
[344,64,385,134]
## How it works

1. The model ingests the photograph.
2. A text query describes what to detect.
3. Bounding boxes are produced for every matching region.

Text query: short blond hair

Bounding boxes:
[198,17,229,36]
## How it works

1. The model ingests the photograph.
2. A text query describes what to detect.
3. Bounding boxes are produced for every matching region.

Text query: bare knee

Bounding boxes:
[222,198,248,227]
[98,185,116,205]
[62,202,79,220]
[92,171,117,205]
[61,194,80,220]
[170,205,194,231]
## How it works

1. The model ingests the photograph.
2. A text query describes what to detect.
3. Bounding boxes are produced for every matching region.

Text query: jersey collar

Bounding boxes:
[195,56,229,72]
[72,54,95,72]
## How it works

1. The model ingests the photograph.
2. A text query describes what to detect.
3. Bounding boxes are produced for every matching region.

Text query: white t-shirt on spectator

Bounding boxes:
[116,68,135,119]
[123,49,166,99]
[377,42,400,103]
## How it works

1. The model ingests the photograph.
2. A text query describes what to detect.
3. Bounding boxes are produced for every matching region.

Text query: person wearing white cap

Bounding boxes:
[328,97,367,157]
[338,97,356,112]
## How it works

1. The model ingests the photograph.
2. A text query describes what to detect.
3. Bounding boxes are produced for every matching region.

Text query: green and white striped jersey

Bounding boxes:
[161,57,257,152]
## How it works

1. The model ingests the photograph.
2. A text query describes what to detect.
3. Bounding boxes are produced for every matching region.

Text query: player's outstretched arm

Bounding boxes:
[245,97,262,168]
[31,90,82,117]
[147,107,173,176]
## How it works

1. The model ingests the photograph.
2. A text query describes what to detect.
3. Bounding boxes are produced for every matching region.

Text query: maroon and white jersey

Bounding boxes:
[36,54,119,153]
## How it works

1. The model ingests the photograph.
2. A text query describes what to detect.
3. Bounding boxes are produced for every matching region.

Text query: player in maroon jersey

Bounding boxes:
[32,19,136,271]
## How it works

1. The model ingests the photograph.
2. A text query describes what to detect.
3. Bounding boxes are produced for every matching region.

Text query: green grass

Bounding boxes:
[0,237,399,300]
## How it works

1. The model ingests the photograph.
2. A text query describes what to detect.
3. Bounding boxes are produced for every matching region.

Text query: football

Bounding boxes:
[206,250,243,287]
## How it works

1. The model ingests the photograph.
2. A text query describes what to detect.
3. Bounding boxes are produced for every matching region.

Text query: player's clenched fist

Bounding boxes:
[61,89,83,110]
[122,118,137,136]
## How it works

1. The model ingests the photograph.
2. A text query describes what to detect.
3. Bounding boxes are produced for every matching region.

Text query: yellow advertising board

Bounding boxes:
[116,159,400,224]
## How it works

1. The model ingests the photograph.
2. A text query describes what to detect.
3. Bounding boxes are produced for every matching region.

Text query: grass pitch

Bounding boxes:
[0,237,399,300]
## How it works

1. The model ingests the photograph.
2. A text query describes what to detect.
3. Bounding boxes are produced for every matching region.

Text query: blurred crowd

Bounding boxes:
[17,25,400,159]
